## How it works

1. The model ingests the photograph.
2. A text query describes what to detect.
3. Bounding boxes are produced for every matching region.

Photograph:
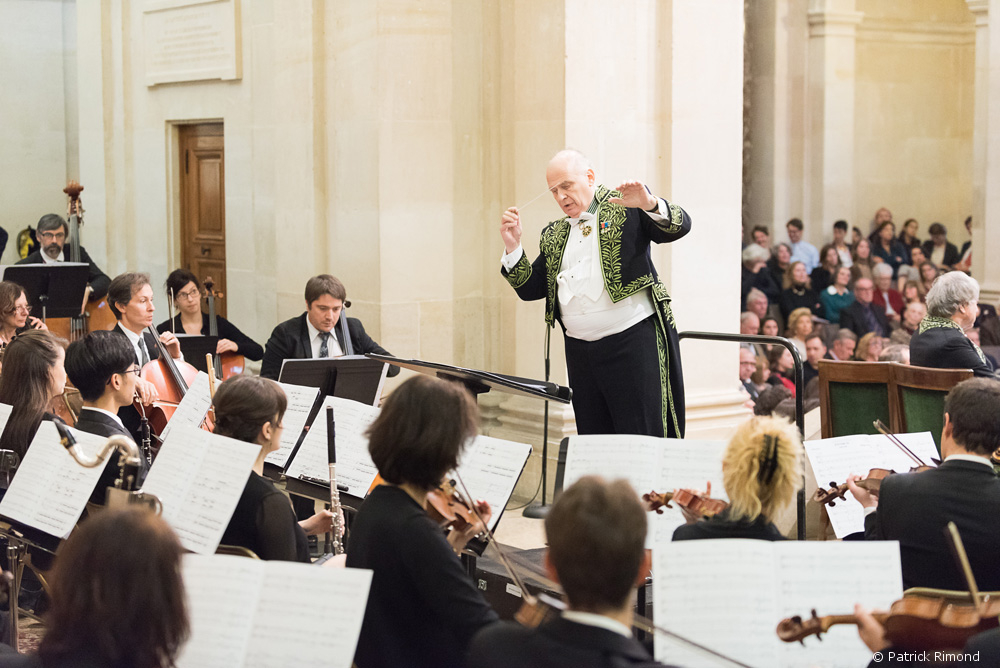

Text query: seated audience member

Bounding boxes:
[957,215,973,273]
[900,279,923,305]
[779,263,822,322]
[767,346,796,396]
[0,330,67,462]
[868,207,893,236]
[674,416,801,541]
[871,263,904,324]
[16,213,111,303]
[740,312,767,358]
[753,385,791,417]
[0,282,46,349]
[895,246,926,291]
[831,220,853,268]
[346,376,498,668]
[921,222,961,271]
[786,218,819,273]
[745,289,770,325]
[156,269,264,362]
[919,260,940,295]
[878,344,909,365]
[850,238,877,284]
[897,217,921,253]
[261,274,399,381]
[767,243,793,291]
[849,378,1000,591]
[850,226,864,247]
[750,225,770,250]
[967,327,1000,369]
[215,375,333,561]
[64,331,147,503]
[760,316,779,339]
[820,266,855,324]
[739,346,759,406]
[853,332,883,362]
[802,333,826,386]
[826,329,857,361]
[751,356,771,395]
[0,507,189,668]
[785,307,814,357]
[740,244,780,307]
[468,476,677,668]
[909,271,995,377]
[840,278,890,339]
[810,244,840,294]
[871,221,908,279]
[890,301,926,345]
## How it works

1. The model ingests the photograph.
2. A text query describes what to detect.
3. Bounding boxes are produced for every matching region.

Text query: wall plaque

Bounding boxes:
[144,0,241,86]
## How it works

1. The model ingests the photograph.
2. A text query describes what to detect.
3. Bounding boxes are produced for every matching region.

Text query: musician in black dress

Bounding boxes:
[215,374,333,561]
[346,375,498,668]
[0,329,67,461]
[64,331,146,503]
[672,415,802,541]
[155,268,263,361]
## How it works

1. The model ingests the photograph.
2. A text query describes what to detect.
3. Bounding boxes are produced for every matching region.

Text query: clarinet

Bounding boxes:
[135,398,153,466]
[327,405,344,555]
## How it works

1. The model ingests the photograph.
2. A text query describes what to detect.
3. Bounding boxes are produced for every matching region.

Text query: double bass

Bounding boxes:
[203,277,244,380]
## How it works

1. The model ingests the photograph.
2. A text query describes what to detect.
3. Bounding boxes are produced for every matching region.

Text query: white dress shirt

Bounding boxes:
[501,197,673,342]
[40,249,64,264]
[561,610,631,638]
[116,323,182,365]
[306,317,344,359]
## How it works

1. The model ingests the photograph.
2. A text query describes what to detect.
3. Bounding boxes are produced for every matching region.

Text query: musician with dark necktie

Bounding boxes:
[260,274,399,380]
[17,214,110,302]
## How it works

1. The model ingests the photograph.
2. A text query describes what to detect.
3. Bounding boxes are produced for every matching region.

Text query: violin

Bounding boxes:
[643,483,728,519]
[203,277,244,380]
[425,479,478,531]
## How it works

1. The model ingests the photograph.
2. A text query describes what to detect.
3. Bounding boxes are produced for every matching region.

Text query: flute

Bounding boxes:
[327,405,344,555]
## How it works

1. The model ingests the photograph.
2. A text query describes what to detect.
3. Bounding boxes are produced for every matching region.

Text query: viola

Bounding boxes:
[203,277,244,380]
[643,484,728,519]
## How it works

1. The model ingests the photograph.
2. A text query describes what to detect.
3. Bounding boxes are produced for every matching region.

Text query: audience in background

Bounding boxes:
[826,329,858,361]
[891,302,927,345]
[855,333,884,362]
[740,312,769,358]
[779,262,822,321]
[741,245,780,307]
[802,333,826,386]
[922,222,961,271]
[785,307,814,356]
[810,245,840,294]
[739,347,760,406]
[751,356,772,395]
[910,271,995,377]
[850,238,877,284]
[871,263,904,325]
[900,279,924,305]
[919,261,940,296]
[878,344,910,364]
[869,207,893,235]
[820,266,855,324]
[898,218,921,253]
[786,219,819,273]
[767,243,793,291]
[957,216,973,273]
[753,385,791,417]
[851,226,864,247]
[767,346,796,396]
[895,246,926,291]
[967,328,999,369]
[832,220,853,268]
[871,221,908,279]
[751,225,770,250]
[840,278,890,339]
[745,288,770,325]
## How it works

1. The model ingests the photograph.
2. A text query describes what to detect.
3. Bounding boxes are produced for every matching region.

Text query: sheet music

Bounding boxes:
[653,540,902,668]
[265,382,321,468]
[454,435,532,532]
[562,435,727,545]
[159,372,212,441]
[0,403,14,440]
[177,554,372,668]
[0,423,108,538]
[804,432,939,538]
[140,424,259,554]
[284,396,381,496]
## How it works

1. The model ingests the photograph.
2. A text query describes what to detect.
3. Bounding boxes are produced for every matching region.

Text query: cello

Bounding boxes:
[136,325,200,440]
[203,277,244,380]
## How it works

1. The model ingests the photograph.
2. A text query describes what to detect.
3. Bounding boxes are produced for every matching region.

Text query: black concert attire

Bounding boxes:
[156,312,264,361]
[111,324,163,444]
[741,265,780,307]
[863,458,1000,591]
[778,286,823,321]
[839,300,890,339]
[73,408,146,505]
[219,472,310,562]
[741,379,760,403]
[0,650,108,668]
[260,313,399,381]
[909,316,996,378]
[920,239,961,269]
[346,485,499,668]
[672,508,786,542]
[871,239,909,279]
[17,247,110,301]
[809,266,834,294]
[802,360,820,387]
[468,618,678,668]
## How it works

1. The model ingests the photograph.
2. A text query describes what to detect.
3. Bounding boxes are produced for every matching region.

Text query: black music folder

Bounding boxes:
[175,335,220,373]
[278,356,388,406]
[3,263,90,319]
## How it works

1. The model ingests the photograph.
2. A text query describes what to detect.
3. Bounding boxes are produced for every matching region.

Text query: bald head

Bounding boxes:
[546,149,596,218]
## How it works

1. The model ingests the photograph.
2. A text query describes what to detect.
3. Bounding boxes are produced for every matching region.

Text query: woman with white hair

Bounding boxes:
[741,243,780,307]
[909,271,996,377]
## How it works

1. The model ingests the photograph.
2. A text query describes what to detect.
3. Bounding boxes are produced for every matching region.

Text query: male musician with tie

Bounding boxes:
[848,377,1000,591]
[107,272,183,442]
[468,476,676,668]
[17,214,111,301]
[260,274,399,380]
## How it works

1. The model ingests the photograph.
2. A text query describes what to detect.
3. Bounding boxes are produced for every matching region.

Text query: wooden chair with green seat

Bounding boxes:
[818,360,894,439]
[890,363,973,455]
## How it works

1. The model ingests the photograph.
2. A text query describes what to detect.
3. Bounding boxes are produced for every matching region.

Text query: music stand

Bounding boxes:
[175,335,220,373]
[278,356,389,406]
[3,263,90,320]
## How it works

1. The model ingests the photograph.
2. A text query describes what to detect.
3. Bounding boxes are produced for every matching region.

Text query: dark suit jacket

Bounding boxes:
[921,240,961,268]
[672,509,786,542]
[74,408,145,504]
[864,459,1000,591]
[910,324,995,378]
[111,324,162,443]
[468,618,677,668]
[17,246,111,301]
[839,300,890,339]
[260,313,398,380]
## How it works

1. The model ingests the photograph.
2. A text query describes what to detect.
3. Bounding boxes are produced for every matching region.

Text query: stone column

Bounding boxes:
[966,0,1000,305]
[805,0,863,238]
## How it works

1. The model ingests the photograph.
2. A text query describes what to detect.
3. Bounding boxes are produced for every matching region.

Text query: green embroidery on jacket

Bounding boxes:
[917,316,987,364]
[539,220,570,327]
[505,253,532,289]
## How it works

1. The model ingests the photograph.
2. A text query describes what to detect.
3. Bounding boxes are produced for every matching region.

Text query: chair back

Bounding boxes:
[891,363,973,453]
[818,360,893,438]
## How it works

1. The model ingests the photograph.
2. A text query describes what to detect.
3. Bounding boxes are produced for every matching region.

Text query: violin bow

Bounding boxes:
[452,475,754,668]
[945,522,983,610]
[873,420,929,468]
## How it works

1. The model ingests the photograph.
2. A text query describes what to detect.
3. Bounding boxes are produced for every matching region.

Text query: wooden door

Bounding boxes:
[179,123,227,317]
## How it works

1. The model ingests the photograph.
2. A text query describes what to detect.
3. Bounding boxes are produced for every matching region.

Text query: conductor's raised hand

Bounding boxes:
[500,207,522,254]
[610,181,658,211]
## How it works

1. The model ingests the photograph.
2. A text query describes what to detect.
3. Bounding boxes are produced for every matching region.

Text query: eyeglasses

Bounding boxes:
[176,288,201,301]
[123,366,141,376]
[9,304,31,315]
[38,231,66,242]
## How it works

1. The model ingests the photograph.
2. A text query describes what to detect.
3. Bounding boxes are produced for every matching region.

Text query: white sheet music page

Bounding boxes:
[265,382,320,468]
[649,439,728,545]
[244,563,373,668]
[653,540,903,668]
[0,422,108,539]
[285,396,381,496]
[454,435,532,533]
[140,424,259,554]
[805,432,939,538]
[158,371,212,442]
[0,403,14,439]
